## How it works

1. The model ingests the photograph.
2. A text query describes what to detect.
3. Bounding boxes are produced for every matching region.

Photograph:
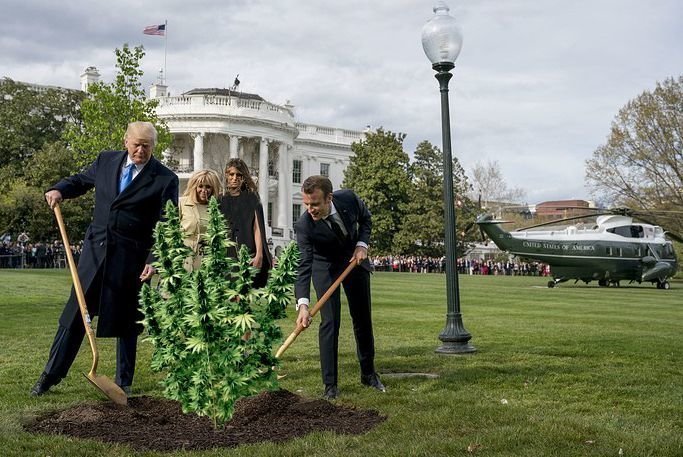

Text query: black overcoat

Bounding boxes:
[219,192,272,287]
[51,150,178,337]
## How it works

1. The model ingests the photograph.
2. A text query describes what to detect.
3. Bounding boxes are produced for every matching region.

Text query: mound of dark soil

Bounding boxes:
[25,389,386,451]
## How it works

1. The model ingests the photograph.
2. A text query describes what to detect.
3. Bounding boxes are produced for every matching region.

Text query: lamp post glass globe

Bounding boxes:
[422,2,475,354]
[421,2,463,67]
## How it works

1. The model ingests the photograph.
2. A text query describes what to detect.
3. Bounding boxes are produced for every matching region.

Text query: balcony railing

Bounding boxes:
[295,123,364,145]
[156,94,295,125]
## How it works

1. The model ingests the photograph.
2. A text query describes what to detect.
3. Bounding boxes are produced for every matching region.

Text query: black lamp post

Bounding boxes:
[422,2,475,354]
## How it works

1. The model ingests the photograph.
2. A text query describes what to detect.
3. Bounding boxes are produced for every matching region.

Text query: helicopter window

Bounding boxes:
[632,226,644,238]
[607,225,646,238]
[607,225,642,238]
[662,244,675,259]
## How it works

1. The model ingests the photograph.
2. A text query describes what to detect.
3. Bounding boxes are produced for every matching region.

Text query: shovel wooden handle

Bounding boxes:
[53,203,99,377]
[53,203,127,405]
[276,260,359,358]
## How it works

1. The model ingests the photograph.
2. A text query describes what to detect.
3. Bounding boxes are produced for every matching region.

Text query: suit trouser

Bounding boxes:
[42,269,138,387]
[314,265,374,386]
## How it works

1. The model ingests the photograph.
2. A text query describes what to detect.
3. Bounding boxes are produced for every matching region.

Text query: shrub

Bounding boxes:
[140,198,299,425]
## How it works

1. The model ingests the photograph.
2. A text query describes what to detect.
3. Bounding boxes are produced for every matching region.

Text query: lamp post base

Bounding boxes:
[435,341,477,354]
[436,313,476,354]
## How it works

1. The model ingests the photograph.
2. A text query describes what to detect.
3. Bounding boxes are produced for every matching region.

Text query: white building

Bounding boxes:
[81,70,367,254]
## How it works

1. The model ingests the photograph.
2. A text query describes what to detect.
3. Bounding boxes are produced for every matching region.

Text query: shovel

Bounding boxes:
[53,203,128,406]
[276,259,358,358]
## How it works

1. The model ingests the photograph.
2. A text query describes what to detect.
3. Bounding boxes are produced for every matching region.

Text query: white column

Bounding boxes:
[305,155,315,180]
[192,132,204,171]
[258,138,269,229]
[277,143,289,230]
[229,135,239,158]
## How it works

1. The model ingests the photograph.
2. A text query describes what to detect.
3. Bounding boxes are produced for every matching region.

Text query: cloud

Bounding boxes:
[2,0,682,203]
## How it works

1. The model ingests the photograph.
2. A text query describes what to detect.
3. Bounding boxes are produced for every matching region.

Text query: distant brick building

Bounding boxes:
[535,199,595,218]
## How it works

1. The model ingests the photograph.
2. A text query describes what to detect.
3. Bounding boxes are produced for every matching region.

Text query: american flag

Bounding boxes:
[143,24,165,36]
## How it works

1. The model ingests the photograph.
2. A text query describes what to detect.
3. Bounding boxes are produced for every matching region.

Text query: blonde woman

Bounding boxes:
[179,169,222,271]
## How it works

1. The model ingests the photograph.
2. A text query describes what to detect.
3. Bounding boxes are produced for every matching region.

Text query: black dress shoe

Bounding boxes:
[360,372,386,392]
[323,384,339,400]
[30,372,57,396]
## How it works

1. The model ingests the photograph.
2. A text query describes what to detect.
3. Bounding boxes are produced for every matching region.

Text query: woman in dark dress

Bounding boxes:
[220,158,272,287]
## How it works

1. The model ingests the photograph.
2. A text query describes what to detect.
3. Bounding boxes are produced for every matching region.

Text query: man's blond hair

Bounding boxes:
[125,121,158,145]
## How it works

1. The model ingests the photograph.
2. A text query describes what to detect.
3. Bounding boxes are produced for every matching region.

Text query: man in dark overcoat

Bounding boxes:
[31,121,178,396]
[294,175,385,400]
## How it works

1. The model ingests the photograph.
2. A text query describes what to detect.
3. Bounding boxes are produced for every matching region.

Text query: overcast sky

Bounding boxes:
[3,0,682,203]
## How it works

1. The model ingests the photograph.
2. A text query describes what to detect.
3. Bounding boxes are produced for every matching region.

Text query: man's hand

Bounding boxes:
[351,245,368,264]
[296,305,312,329]
[45,190,63,209]
[139,264,156,282]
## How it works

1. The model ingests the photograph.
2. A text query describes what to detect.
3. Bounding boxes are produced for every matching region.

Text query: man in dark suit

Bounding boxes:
[295,175,384,400]
[31,121,178,397]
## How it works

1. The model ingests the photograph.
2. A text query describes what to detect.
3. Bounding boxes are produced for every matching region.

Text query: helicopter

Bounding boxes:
[475,208,681,289]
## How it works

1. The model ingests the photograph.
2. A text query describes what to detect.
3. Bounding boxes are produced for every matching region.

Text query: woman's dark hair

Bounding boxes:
[225,158,257,193]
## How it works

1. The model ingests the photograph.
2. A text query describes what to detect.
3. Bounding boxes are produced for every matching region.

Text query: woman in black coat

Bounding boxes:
[219,158,271,288]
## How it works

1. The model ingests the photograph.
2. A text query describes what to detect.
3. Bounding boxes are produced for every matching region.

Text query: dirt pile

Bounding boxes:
[25,389,386,451]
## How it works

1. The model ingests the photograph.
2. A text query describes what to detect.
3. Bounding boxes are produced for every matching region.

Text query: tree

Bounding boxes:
[0,142,94,241]
[140,199,298,425]
[585,76,683,234]
[0,78,83,171]
[394,140,474,256]
[63,44,171,168]
[469,160,526,209]
[343,129,411,254]
[0,79,85,240]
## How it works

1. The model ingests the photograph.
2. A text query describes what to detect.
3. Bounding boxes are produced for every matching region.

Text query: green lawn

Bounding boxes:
[1,269,681,456]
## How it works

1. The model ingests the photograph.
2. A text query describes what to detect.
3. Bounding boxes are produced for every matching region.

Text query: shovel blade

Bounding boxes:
[83,372,128,406]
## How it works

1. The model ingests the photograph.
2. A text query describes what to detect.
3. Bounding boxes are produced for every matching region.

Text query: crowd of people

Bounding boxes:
[0,240,82,269]
[3,242,552,278]
[4,242,552,277]
[371,255,550,276]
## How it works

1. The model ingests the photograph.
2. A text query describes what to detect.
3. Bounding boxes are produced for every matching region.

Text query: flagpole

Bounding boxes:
[163,20,168,84]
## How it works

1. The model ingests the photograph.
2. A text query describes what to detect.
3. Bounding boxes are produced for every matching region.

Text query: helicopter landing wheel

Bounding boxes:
[547,280,555,288]
[662,281,670,290]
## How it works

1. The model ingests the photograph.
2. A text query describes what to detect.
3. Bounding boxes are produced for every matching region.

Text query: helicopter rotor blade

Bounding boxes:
[664,231,683,243]
[570,207,683,243]
[624,211,683,242]
[515,204,683,242]
[514,212,613,231]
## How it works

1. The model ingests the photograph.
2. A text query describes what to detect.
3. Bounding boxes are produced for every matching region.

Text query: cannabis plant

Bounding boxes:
[140,198,299,425]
